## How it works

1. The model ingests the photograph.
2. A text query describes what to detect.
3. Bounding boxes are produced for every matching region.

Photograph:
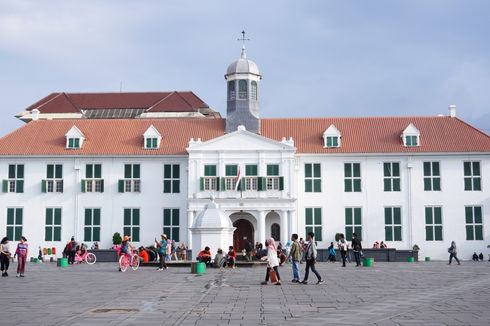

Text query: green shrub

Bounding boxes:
[112,232,122,245]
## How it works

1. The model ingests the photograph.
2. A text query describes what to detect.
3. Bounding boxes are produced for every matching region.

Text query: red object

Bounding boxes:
[139,250,149,263]
[198,250,212,259]
[268,268,278,283]
[52,247,57,255]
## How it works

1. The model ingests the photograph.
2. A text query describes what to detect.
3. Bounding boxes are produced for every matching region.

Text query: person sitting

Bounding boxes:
[179,243,187,261]
[373,241,380,249]
[213,249,225,268]
[79,243,87,256]
[197,246,212,266]
[472,252,479,261]
[327,242,336,262]
[278,248,287,266]
[227,246,236,269]
[380,241,387,248]
[138,247,149,263]
[479,253,484,261]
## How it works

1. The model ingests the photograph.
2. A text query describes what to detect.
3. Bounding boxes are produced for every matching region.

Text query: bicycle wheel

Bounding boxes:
[131,254,140,271]
[119,255,128,272]
[86,253,96,265]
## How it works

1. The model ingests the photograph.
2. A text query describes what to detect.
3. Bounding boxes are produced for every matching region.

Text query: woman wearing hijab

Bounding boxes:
[261,238,281,285]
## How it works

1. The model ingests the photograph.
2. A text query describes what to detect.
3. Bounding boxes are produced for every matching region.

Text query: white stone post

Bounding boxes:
[280,211,288,245]
[258,211,266,245]
[187,210,195,250]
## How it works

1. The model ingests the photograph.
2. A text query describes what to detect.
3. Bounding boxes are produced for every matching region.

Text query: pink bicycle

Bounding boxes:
[75,251,96,265]
[118,250,139,272]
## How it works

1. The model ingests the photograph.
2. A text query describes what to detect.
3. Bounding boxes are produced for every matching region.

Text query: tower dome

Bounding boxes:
[225,46,261,77]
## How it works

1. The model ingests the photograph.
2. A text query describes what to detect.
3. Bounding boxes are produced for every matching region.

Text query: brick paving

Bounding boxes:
[0,260,489,325]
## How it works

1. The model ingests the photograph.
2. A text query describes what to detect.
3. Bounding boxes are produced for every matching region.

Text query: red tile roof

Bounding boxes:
[25,91,209,113]
[0,116,488,156]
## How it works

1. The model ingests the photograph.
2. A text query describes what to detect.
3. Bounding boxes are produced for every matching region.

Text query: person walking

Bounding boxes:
[338,234,348,267]
[301,232,324,285]
[68,237,78,265]
[14,236,28,277]
[0,237,11,277]
[288,234,301,283]
[156,234,168,271]
[261,238,281,285]
[447,241,461,265]
[351,233,362,267]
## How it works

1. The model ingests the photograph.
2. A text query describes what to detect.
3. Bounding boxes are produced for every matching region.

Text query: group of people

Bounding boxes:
[0,236,28,277]
[196,246,237,269]
[372,241,388,249]
[472,252,485,262]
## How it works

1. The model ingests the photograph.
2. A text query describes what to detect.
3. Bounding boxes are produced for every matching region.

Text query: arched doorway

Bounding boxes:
[271,223,280,242]
[233,219,254,251]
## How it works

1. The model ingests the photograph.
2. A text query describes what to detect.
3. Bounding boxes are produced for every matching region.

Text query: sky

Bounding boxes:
[0,0,489,136]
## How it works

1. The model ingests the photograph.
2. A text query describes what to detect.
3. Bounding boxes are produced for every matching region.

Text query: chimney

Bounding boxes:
[31,109,40,121]
[448,104,457,118]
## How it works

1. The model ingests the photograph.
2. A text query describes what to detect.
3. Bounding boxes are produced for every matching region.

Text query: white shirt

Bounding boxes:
[267,247,279,267]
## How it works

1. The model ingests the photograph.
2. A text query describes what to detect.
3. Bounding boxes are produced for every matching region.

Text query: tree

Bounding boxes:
[112,232,122,245]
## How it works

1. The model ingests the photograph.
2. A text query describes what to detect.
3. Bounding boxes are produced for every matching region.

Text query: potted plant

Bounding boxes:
[112,232,122,246]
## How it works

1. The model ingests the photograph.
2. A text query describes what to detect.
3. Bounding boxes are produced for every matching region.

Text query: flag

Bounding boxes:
[235,167,242,191]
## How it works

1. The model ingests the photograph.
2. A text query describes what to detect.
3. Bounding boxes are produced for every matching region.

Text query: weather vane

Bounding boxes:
[237,30,250,46]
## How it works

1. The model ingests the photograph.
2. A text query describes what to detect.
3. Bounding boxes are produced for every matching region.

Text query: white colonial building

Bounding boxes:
[1,47,489,260]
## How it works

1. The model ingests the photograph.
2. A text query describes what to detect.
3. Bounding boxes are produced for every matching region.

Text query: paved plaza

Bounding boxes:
[0,260,489,326]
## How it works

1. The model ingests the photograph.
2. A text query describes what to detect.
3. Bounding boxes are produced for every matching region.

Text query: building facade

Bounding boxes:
[0,49,489,260]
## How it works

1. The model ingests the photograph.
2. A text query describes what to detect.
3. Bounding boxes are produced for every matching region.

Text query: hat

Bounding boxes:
[123,235,130,242]
[161,234,167,239]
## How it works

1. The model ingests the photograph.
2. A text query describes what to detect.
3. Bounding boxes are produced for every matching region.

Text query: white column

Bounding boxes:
[258,211,266,245]
[287,210,294,236]
[280,211,288,245]
[187,210,195,250]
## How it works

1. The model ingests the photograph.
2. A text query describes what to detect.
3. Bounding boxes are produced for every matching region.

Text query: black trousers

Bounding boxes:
[265,266,280,282]
[69,251,76,264]
[340,251,347,267]
[353,251,361,266]
[303,259,322,281]
[0,254,9,271]
[158,253,167,269]
[449,253,460,264]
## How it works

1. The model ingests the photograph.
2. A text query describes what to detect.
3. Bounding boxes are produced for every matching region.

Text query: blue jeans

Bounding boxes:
[292,260,301,280]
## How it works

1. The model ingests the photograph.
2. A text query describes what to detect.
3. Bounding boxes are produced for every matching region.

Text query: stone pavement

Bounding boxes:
[0,260,489,325]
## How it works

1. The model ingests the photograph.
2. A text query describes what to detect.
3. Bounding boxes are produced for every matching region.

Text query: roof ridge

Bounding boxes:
[29,92,62,111]
[260,116,454,121]
[452,117,490,138]
[61,92,81,112]
[146,92,175,112]
[173,91,197,110]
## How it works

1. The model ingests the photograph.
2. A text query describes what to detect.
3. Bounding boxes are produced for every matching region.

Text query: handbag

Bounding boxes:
[268,267,278,283]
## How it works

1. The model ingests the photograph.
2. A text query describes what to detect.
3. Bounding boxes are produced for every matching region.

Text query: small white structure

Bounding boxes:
[189,198,236,259]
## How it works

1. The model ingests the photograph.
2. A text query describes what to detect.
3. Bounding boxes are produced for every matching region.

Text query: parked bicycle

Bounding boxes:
[118,250,139,272]
[75,251,96,265]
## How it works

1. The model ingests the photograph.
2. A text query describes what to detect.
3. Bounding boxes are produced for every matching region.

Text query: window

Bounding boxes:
[123,208,140,242]
[405,135,418,147]
[465,206,483,240]
[6,208,22,241]
[425,206,443,241]
[424,162,441,191]
[84,208,101,242]
[344,163,361,192]
[305,208,322,241]
[385,207,402,241]
[67,137,80,149]
[383,162,400,192]
[244,165,258,190]
[163,208,180,241]
[42,164,63,193]
[238,80,248,99]
[201,164,218,191]
[2,164,24,193]
[266,164,280,191]
[305,163,321,192]
[145,138,158,149]
[464,161,481,191]
[82,164,104,193]
[345,207,362,241]
[251,81,257,100]
[118,164,141,193]
[326,136,339,148]
[271,223,280,241]
[224,165,238,191]
[228,81,236,100]
[164,164,180,193]
[45,208,62,241]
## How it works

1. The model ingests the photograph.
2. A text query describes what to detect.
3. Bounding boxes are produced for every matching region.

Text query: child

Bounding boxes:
[14,236,28,277]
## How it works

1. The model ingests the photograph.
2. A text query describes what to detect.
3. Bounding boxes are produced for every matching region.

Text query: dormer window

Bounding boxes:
[323,124,341,148]
[143,125,162,150]
[402,123,420,147]
[65,126,85,150]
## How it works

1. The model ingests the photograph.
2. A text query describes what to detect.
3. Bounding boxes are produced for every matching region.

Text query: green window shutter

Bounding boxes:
[2,180,8,193]
[258,177,266,191]
[354,208,362,225]
[220,177,225,191]
[434,207,442,224]
[204,165,216,176]
[434,226,443,241]
[465,207,473,224]
[353,179,361,192]
[463,162,471,176]
[145,138,151,148]
[81,180,86,193]
[172,209,180,225]
[173,180,180,193]
[344,179,352,192]
[394,208,401,224]
[45,227,52,241]
[8,165,16,179]
[118,180,125,193]
[305,180,312,192]
[345,227,353,241]
[423,162,430,176]
[55,165,62,179]
[433,178,440,191]
[344,163,351,177]
[474,178,481,191]
[7,208,14,224]
[313,179,321,192]
[133,209,140,225]
[17,165,24,178]
[384,179,391,191]
[464,178,472,191]
[279,176,284,190]
[315,227,322,241]
[383,163,390,177]
[424,178,431,191]
[267,165,279,176]
[123,209,131,225]
[94,164,102,178]
[133,165,140,178]
[124,164,132,178]
[425,207,432,224]
[163,209,171,225]
[475,225,483,240]
[353,163,360,177]
[68,138,74,148]
[54,208,62,225]
[172,165,180,178]
[16,208,22,224]
[385,226,393,241]
[6,227,13,241]
[86,164,93,178]
[164,165,171,178]
[85,209,92,226]
[123,227,131,238]
[245,165,257,176]
[433,162,440,176]
[172,228,180,242]
[473,162,480,175]
[466,225,474,240]
[384,208,392,225]
[93,209,101,225]
[47,164,54,179]
[313,164,321,177]
[93,227,101,242]
[41,180,47,193]
[394,226,402,241]
[199,177,204,191]
[100,180,104,193]
[54,227,61,241]
[84,227,91,242]
[474,207,482,223]
[393,163,400,176]
[345,208,352,225]
[314,208,321,224]
[16,180,24,193]
[133,227,140,242]
[305,164,312,178]
[225,165,237,176]
[164,180,171,193]
[393,179,400,191]
[305,208,312,225]
[74,138,80,148]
